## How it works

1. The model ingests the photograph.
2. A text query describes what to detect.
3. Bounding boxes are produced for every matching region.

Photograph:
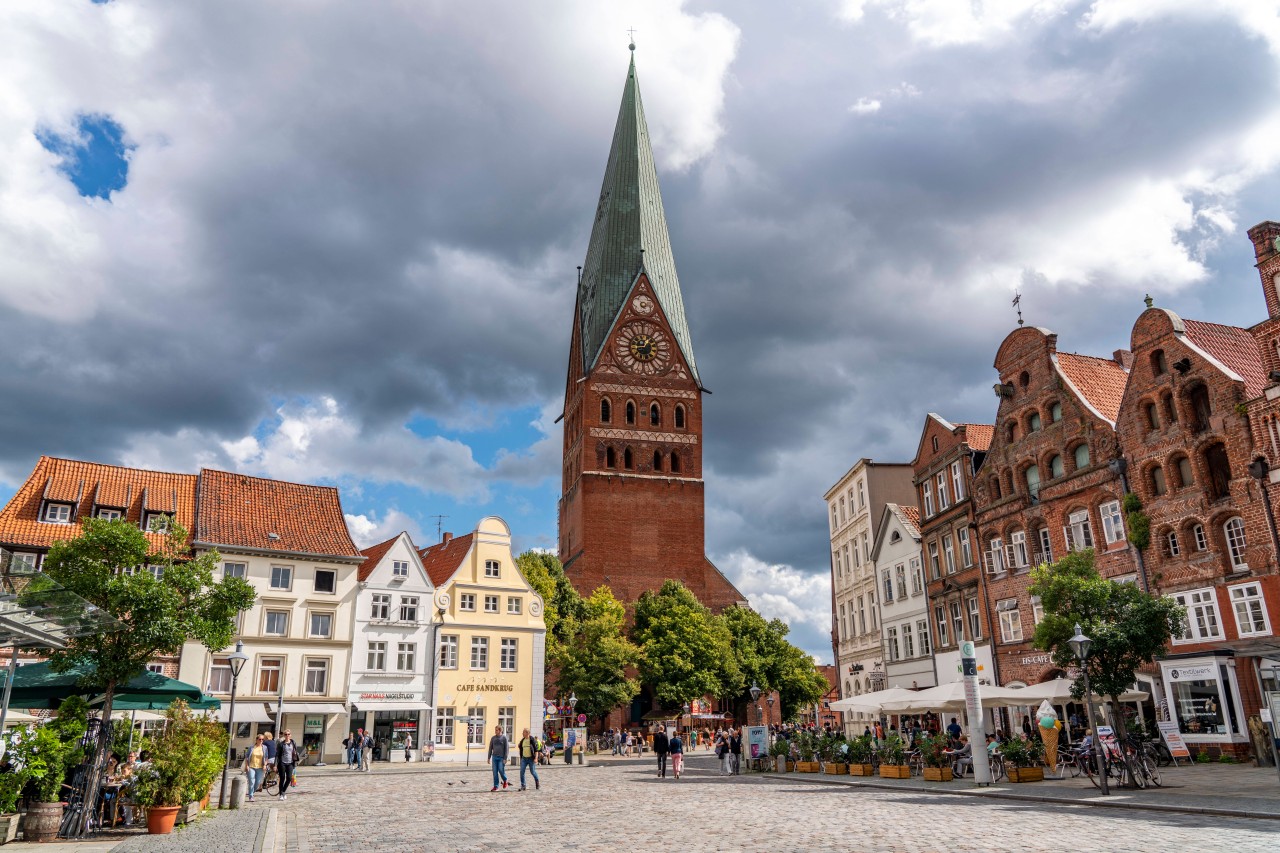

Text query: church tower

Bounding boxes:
[558,48,744,612]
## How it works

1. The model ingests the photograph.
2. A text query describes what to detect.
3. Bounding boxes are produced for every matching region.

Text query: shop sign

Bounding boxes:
[456,680,514,693]
[1019,653,1051,666]
[357,692,420,702]
[392,721,418,732]
[304,716,323,734]
[1156,721,1190,758]
[1165,664,1216,682]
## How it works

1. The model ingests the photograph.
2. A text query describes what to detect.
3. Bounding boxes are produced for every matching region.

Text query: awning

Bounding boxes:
[349,701,432,713]
[214,703,274,724]
[278,702,347,716]
[8,662,203,709]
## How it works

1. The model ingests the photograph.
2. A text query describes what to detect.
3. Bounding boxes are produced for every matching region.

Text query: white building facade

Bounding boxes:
[871,503,937,692]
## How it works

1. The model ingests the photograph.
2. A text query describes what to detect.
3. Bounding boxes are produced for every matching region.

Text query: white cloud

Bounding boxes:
[345,508,425,549]
[849,97,882,115]
[847,1,1074,47]
[715,548,832,656]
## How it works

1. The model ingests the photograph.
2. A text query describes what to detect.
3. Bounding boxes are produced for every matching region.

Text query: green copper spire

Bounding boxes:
[576,50,701,385]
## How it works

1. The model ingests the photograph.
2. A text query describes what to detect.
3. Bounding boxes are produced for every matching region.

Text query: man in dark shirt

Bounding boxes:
[652,727,670,778]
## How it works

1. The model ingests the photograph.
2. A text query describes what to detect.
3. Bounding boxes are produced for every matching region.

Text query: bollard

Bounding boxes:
[229,776,245,810]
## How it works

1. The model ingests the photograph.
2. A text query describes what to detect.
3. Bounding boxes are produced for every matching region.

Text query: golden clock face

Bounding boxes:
[615,321,671,375]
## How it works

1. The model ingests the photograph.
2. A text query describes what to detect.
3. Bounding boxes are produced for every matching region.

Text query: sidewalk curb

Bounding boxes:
[763,772,1280,822]
[255,808,277,853]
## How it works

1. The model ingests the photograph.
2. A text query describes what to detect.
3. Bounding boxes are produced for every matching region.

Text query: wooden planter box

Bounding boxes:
[796,761,821,773]
[1007,767,1044,783]
[878,764,911,779]
[923,767,953,782]
[176,801,202,826]
[848,763,875,776]
[0,813,19,845]
[825,763,848,775]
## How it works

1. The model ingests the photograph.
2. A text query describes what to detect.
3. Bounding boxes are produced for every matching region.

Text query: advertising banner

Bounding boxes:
[745,726,768,759]
[1156,720,1190,759]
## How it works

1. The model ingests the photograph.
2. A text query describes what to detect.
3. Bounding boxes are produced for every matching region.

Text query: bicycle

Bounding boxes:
[258,764,279,797]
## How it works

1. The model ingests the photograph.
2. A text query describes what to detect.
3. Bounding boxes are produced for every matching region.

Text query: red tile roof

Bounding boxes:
[1183,319,1267,399]
[1056,352,1129,423]
[957,423,994,452]
[0,456,197,550]
[897,504,920,529]
[194,469,361,558]
[357,534,400,582]
[418,533,474,587]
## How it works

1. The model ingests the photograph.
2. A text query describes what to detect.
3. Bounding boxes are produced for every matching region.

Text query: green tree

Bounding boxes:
[721,607,828,722]
[554,586,642,723]
[632,580,740,707]
[515,549,584,660]
[1030,548,1184,743]
[41,517,255,831]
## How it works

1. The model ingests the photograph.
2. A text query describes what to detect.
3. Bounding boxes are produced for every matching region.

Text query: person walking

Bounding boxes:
[669,730,684,779]
[730,728,742,775]
[404,733,414,762]
[343,732,354,768]
[360,730,374,772]
[242,734,268,803]
[716,731,731,775]
[488,725,510,791]
[260,732,277,793]
[276,730,299,801]
[516,728,541,791]
[652,727,670,778]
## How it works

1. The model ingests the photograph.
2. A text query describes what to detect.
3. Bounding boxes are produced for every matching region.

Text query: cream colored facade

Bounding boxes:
[178,547,361,764]
[430,517,546,762]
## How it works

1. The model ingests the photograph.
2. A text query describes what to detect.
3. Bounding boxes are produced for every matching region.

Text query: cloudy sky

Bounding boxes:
[4,0,1280,660]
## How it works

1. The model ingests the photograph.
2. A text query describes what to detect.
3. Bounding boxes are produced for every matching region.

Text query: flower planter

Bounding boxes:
[22,802,63,843]
[796,761,820,773]
[176,801,201,825]
[147,805,182,835]
[923,767,953,782]
[848,763,875,776]
[1007,767,1044,783]
[878,764,911,779]
[0,813,19,845]
[825,763,848,775]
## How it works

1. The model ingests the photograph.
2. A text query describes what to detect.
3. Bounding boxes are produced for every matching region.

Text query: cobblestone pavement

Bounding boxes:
[109,808,271,853]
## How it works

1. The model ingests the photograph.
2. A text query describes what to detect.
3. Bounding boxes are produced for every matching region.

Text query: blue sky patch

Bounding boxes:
[37,114,132,199]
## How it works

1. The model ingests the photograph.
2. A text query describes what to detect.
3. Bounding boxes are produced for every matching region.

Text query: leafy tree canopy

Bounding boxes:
[632,580,740,707]
[721,607,827,721]
[553,585,641,722]
[515,550,584,659]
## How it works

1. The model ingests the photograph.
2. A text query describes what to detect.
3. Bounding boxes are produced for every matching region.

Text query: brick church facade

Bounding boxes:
[557,49,744,613]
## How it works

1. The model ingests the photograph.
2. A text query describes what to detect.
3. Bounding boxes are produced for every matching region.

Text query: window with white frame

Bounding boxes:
[1173,588,1222,642]
[96,507,122,520]
[917,619,931,655]
[857,480,865,508]
[400,596,419,622]
[42,502,72,523]
[304,659,328,694]
[1229,583,1270,637]
[923,482,935,517]
[470,636,489,669]
[862,532,870,562]
[834,551,841,579]
[902,622,915,658]
[8,552,36,570]
[1164,530,1180,558]
[314,569,336,594]
[1224,517,1248,570]
[857,596,866,635]
[143,512,170,533]
[371,593,390,620]
[484,594,499,613]
[264,610,288,636]
[886,627,899,661]
[392,560,409,577]
[1009,530,1029,569]
[507,596,522,615]
[928,541,941,579]
[368,642,386,670]
[1031,595,1044,626]
[208,657,232,693]
[459,593,476,611]
[1065,509,1093,551]
[943,534,956,574]
[997,599,1022,643]
[439,635,458,669]
[1193,524,1208,552]
[935,605,949,647]
[1037,527,1053,564]
[951,460,965,501]
[937,472,950,509]
[434,707,455,746]
[498,706,516,737]
[882,569,894,602]
[397,642,416,671]
[146,663,164,674]
[270,565,293,590]
[500,638,518,671]
[871,591,878,630]
[959,527,973,567]
[967,596,981,640]
[468,707,486,746]
[1100,500,1125,545]
[950,601,964,643]
[223,561,247,580]
[988,536,1006,573]
[910,558,923,595]
[484,559,501,578]
[309,611,333,638]
[895,564,907,599]
[839,497,847,524]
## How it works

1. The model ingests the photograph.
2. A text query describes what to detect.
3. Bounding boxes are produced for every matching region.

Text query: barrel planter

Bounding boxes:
[878,764,911,779]
[848,763,875,776]
[825,763,848,775]
[923,767,953,782]
[22,802,62,843]
[147,805,182,835]
[1007,767,1044,783]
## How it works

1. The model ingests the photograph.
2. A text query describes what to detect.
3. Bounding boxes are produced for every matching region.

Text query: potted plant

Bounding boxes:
[133,700,228,834]
[822,734,848,774]
[768,738,790,773]
[846,733,875,776]
[999,736,1045,782]
[918,732,953,782]
[795,732,819,772]
[877,733,910,779]
[0,730,32,845]
[7,724,74,843]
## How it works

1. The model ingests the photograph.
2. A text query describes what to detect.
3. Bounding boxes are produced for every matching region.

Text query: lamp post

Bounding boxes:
[218,640,249,808]
[765,694,774,744]
[750,681,762,725]
[568,693,580,764]
[465,693,482,768]
[1069,623,1108,796]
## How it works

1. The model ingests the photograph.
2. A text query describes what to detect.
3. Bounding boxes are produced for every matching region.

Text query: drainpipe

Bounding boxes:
[1107,458,1150,593]
[1247,459,1280,565]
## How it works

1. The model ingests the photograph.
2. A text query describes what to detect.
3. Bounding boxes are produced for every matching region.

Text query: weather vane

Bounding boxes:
[1012,290,1024,327]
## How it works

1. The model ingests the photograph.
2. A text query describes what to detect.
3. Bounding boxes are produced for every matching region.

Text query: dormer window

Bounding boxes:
[143,512,170,534]
[96,508,122,520]
[42,502,73,524]
[392,560,409,577]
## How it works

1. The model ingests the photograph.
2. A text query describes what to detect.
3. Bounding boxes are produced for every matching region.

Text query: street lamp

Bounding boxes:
[1069,623,1108,796]
[566,693,578,765]
[765,694,775,743]
[218,640,249,808]
[750,681,762,725]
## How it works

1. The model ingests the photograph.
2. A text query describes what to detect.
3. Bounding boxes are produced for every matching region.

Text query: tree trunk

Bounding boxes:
[72,682,115,838]
[1104,699,1138,787]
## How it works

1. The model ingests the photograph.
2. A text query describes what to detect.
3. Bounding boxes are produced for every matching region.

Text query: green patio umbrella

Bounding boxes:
[4,661,204,709]
[107,693,221,711]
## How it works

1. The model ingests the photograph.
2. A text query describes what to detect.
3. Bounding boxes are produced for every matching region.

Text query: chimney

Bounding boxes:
[1247,221,1280,265]
[1113,349,1134,370]
[441,532,452,544]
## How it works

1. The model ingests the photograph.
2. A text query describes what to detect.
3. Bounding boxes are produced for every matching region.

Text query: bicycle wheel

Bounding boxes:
[262,773,278,796]
[1141,755,1162,787]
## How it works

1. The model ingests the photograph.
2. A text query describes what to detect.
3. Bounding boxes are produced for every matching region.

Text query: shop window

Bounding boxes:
[1228,583,1271,636]
[1224,517,1248,570]
[600,398,611,423]
[1172,588,1222,642]
[1049,454,1064,479]
[1150,465,1167,496]
[1204,443,1231,500]
[1187,384,1212,433]
[1167,666,1237,737]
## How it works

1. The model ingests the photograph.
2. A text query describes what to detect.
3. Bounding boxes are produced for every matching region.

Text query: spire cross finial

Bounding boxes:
[627,27,637,49]
[1012,290,1024,327]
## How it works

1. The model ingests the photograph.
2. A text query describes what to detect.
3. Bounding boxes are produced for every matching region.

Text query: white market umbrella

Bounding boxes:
[1006,678,1148,705]
[879,680,1028,713]
[829,687,923,714]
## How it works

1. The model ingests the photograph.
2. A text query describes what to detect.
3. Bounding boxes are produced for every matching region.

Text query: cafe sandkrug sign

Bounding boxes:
[456,681,515,693]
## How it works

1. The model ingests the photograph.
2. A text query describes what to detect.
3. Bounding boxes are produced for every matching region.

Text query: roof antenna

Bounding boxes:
[1012,290,1024,327]
[428,514,448,543]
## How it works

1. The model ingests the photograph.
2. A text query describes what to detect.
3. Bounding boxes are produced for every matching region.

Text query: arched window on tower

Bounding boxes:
[675,405,686,429]
[626,401,636,425]
[650,402,661,426]
[670,452,681,473]
[606,447,616,469]
[600,398,611,423]
[652,450,663,472]
[623,447,633,470]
